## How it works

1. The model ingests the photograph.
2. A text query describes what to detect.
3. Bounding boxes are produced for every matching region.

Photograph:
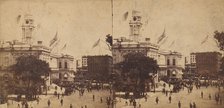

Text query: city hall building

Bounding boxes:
[0,14,75,85]
[112,11,183,83]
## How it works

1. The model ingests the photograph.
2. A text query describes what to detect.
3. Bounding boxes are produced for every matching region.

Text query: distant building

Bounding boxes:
[51,54,75,82]
[158,51,183,79]
[76,55,113,82]
[185,52,222,77]
[195,52,221,77]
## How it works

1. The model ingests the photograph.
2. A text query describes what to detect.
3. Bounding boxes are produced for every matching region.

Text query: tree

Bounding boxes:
[11,55,50,99]
[213,31,224,75]
[115,53,159,97]
[106,34,113,46]
[220,57,224,75]
[214,31,224,51]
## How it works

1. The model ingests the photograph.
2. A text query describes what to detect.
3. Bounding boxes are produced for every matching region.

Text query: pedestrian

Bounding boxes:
[100,97,103,103]
[58,93,60,99]
[25,102,29,108]
[125,101,128,105]
[139,104,141,108]
[209,94,211,100]
[133,100,136,108]
[166,90,168,96]
[17,103,20,108]
[201,91,203,98]
[37,98,39,104]
[215,96,219,104]
[178,101,181,108]
[70,104,73,108]
[107,99,110,108]
[193,102,196,108]
[85,105,87,108]
[155,97,159,104]
[47,99,51,107]
[93,94,95,101]
[189,102,193,108]
[145,96,147,102]
[169,95,172,103]
[60,99,63,106]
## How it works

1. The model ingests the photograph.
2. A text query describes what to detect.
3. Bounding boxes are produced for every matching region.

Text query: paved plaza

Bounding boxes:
[1,85,223,108]
[115,86,224,108]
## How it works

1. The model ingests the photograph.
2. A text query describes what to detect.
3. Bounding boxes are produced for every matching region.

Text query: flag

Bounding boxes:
[169,40,175,47]
[123,11,129,21]
[92,39,100,48]
[159,36,168,46]
[201,35,209,44]
[61,44,67,51]
[157,29,166,44]
[49,32,58,47]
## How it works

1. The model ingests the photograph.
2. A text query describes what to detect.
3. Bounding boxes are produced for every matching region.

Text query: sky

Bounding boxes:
[0,0,224,58]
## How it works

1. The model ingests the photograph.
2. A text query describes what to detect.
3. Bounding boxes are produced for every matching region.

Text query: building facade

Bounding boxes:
[158,51,183,79]
[112,10,183,83]
[185,52,222,78]
[76,55,113,82]
[195,52,221,77]
[0,14,75,84]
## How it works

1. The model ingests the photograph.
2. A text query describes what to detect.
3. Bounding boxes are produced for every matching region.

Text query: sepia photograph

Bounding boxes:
[0,0,224,108]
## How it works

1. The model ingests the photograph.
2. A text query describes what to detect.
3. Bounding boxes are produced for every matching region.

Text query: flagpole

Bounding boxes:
[111,0,114,36]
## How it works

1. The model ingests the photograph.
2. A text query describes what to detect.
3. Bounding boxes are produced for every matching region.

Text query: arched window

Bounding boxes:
[65,61,68,69]
[173,59,176,66]
[167,59,170,65]
[59,62,62,68]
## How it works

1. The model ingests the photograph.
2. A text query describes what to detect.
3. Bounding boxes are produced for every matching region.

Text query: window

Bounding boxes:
[167,59,170,65]
[173,59,176,66]
[65,62,68,69]
[59,62,62,68]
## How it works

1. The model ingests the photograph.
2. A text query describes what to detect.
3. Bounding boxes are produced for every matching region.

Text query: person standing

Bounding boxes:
[57,93,60,99]
[209,94,211,100]
[100,97,103,103]
[70,104,73,108]
[193,102,196,108]
[178,101,181,108]
[169,95,172,103]
[155,97,159,104]
[25,102,29,108]
[133,100,136,108]
[47,99,51,107]
[17,103,20,108]
[201,91,203,98]
[60,99,63,106]
[93,95,95,101]
[189,102,193,108]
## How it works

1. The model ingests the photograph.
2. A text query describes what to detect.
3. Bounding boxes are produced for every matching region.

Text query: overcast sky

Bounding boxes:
[0,0,224,58]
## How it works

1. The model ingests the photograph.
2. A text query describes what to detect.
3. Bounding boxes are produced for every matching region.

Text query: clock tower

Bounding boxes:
[21,14,35,45]
[129,10,142,42]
